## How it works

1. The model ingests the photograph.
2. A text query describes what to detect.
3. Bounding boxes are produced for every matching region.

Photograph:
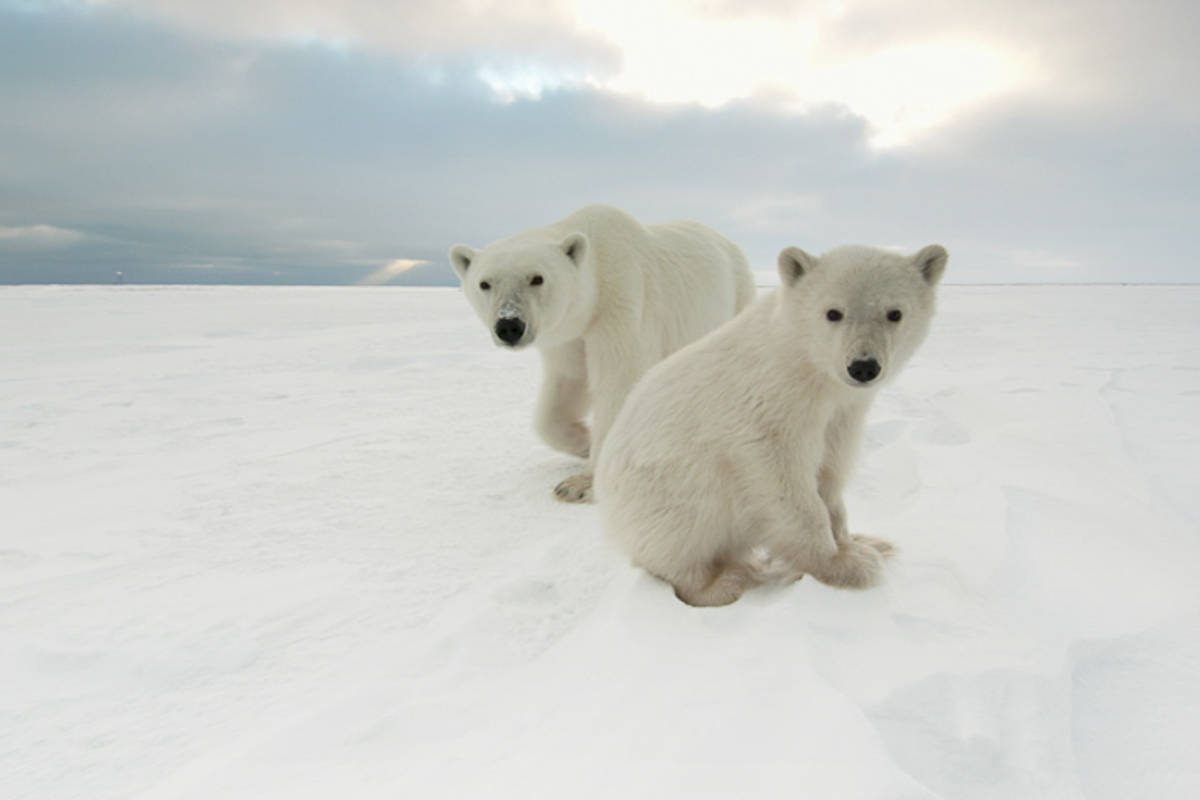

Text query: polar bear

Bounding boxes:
[449,204,755,502]
[594,242,948,606]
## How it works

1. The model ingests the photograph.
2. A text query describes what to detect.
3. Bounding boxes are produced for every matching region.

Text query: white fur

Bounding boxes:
[449,204,755,502]
[594,243,948,605]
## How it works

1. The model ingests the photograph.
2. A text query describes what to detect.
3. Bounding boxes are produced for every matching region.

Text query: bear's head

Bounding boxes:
[775,243,948,389]
[448,232,591,350]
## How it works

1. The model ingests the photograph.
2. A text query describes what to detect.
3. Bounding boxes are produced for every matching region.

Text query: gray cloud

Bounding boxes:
[96,0,620,73]
[0,2,1197,285]
[0,224,88,248]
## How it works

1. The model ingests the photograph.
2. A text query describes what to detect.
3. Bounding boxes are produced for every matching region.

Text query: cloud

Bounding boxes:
[0,224,87,249]
[357,258,429,286]
[0,2,1196,285]
[81,0,1044,147]
[88,0,619,73]
[69,0,1199,147]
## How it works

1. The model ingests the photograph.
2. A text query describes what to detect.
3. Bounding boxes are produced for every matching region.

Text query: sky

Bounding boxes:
[1,0,1197,285]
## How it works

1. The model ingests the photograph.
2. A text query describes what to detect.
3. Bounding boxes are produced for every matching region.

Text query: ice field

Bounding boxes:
[2,284,1198,799]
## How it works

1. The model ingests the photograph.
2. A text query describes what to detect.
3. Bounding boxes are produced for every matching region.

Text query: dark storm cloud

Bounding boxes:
[0,2,1196,284]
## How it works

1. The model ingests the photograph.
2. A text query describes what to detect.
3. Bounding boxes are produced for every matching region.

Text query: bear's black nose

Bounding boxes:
[495,318,526,346]
[848,358,881,384]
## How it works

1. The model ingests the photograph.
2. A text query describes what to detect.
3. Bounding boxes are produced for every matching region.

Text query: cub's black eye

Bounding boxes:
[826,309,843,322]
[887,309,902,322]
[479,281,491,291]
[530,274,544,286]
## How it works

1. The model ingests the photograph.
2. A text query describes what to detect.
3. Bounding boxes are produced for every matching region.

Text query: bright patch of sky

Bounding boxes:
[562,0,1040,147]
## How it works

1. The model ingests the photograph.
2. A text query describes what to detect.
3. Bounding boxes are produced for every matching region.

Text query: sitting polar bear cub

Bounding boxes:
[595,242,948,606]
[450,204,754,502]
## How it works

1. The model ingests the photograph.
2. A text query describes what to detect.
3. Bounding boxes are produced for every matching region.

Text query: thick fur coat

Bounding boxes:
[450,204,754,502]
[595,243,948,605]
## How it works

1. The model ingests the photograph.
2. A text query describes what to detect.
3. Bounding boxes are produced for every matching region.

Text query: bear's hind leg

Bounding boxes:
[553,473,593,503]
[670,559,757,607]
[851,535,895,558]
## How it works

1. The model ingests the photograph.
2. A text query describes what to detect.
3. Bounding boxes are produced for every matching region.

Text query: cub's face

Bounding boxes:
[448,233,588,350]
[777,244,948,388]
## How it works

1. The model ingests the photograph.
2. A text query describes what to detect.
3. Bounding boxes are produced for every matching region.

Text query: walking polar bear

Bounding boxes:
[450,204,755,502]
[595,243,949,606]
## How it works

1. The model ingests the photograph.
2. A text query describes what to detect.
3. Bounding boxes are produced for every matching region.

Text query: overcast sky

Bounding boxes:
[1,0,1197,285]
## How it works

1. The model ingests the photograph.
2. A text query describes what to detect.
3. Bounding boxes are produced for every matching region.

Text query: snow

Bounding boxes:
[2,284,1198,799]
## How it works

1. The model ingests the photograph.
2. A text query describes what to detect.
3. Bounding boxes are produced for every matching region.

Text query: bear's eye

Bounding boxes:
[826,309,843,322]
[887,309,902,322]
[530,274,544,286]
[479,281,491,291]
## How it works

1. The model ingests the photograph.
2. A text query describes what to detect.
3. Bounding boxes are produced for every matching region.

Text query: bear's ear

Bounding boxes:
[448,244,475,280]
[911,244,948,285]
[778,246,817,287]
[561,232,588,266]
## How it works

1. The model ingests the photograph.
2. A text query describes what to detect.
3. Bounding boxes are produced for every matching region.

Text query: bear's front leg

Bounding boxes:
[552,342,643,504]
[762,479,888,590]
[534,340,591,459]
[816,471,896,579]
[817,403,892,549]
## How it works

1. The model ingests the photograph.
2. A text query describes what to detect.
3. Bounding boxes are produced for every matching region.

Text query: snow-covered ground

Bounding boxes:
[3,284,1198,799]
